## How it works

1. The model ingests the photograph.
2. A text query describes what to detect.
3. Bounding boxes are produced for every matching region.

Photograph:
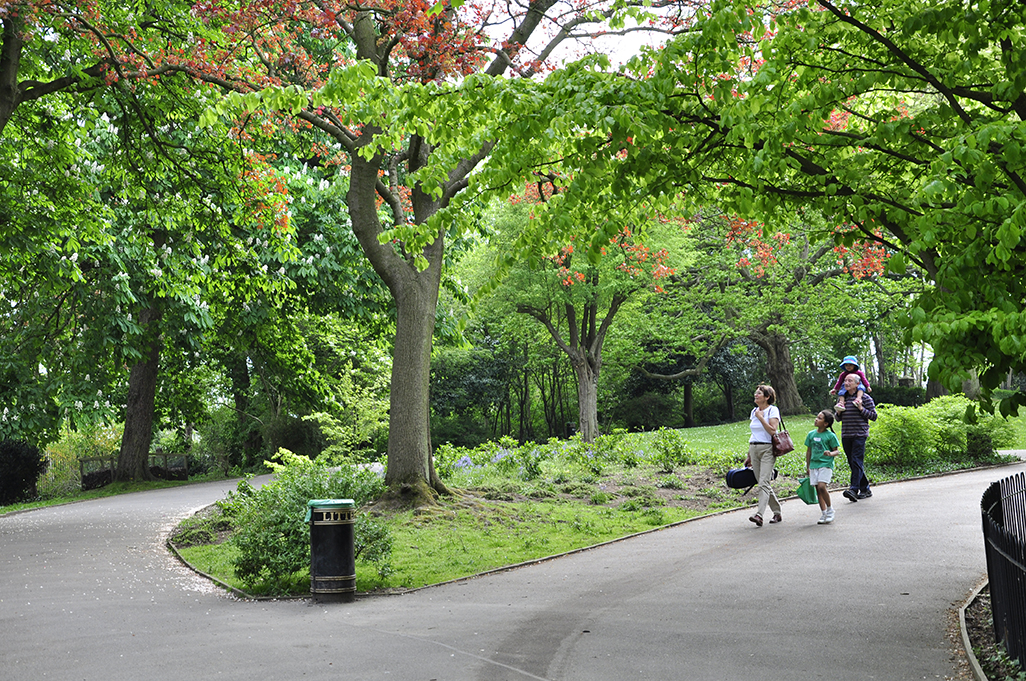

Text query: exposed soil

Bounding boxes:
[425,466,760,513]
[963,585,1025,681]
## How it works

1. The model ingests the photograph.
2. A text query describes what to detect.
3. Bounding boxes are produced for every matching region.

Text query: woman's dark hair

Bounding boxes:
[819,409,836,431]
[757,384,776,404]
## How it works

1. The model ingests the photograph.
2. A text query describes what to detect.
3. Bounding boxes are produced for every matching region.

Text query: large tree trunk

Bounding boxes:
[347,127,449,505]
[226,353,262,468]
[753,330,806,415]
[926,377,948,400]
[0,15,24,137]
[519,293,624,444]
[384,278,438,488]
[570,355,600,443]
[115,304,163,482]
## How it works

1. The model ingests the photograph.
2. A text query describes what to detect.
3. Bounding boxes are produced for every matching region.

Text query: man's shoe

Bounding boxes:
[817,511,829,525]
[843,488,858,502]
[749,514,763,527]
[769,513,782,524]
[857,490,873,499]
[824,508,835,523]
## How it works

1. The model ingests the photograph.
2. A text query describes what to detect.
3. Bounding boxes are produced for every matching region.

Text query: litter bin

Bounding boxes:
[305,499,356,603]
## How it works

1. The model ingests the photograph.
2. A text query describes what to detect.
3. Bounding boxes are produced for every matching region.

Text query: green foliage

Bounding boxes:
[865,405,938,467]
[872,386,928,407]
[38,422,123,498]
[867,396,1016,467]
[651,427,694,473]
[222,449,387,594]
[0,439,49,505]
[191,407,240,476]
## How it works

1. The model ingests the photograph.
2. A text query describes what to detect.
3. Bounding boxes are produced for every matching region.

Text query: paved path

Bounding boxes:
[2,464,1019,681]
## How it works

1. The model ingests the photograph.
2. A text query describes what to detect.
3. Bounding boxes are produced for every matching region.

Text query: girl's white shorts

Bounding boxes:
[809,467,833,485]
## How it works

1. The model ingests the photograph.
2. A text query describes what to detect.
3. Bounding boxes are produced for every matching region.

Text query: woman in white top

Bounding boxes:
[745,384,781,527]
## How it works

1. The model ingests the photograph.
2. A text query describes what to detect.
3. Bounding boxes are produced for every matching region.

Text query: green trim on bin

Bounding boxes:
[305,498,355,523]
[307,499,355,509]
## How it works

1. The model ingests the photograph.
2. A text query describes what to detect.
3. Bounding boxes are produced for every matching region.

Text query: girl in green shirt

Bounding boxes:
[805,410,841,525]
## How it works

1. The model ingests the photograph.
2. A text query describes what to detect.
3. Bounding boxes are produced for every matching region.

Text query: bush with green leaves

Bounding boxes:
[651,427,693,473]
[866,395,1015,468]
[1,439,49,505]
[224,449,389,593]
[865,405,938,467]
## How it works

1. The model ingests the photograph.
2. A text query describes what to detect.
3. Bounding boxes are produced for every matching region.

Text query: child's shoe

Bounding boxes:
[834,399,846,413]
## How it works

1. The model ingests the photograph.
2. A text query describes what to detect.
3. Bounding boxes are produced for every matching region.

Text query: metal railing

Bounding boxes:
[982,472,1026,666]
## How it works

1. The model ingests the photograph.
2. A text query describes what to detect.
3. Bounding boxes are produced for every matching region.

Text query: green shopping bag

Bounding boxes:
[796,477,818,505]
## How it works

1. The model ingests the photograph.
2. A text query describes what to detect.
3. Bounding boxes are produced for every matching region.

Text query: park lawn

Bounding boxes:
[176,496,717,595]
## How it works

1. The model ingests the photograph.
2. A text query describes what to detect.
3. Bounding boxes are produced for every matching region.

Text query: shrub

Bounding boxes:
[865,405,937,467]
[224,449,388,593]
[651,427,693,473]
[866,395,1015,467]
[873,385,927,407]
[919,396,972,459]
[0,439,49,505]
[39,422,122,498]
[967,431,995,461]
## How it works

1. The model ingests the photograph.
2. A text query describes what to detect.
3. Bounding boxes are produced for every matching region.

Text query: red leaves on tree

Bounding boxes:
[832,225,888,279]
[725,215,887,279]
[238,152,292,232]
[545,227,675,291]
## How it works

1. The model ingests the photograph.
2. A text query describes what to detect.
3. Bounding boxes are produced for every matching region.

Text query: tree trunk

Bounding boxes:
[345,130,451,505]
[0,15,25,138]
[926,377,948,400]
[226,353,262,468]
[384,280,437,487]
[754,330,806,415]
[571,356,600,442]
[723,381,736,421]
[115,304,163,482]
[872,332,891,387]
[682,381,695,428]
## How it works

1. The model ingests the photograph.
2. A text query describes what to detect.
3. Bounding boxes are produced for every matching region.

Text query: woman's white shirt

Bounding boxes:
[749,405,780,443]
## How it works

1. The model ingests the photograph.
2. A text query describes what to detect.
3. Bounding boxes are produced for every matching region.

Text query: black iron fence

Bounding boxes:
[982,472,1026,666]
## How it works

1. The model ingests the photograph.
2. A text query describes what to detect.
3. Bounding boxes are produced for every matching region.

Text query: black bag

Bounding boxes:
[726,466,778,495]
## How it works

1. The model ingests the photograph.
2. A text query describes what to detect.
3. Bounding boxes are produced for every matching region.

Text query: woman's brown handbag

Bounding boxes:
[772,415,795,457]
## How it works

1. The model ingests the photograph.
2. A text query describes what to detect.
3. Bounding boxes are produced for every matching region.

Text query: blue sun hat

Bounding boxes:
[840,355,860,369]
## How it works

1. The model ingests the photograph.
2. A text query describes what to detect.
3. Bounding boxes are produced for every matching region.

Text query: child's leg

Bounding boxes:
[819,486,832,509]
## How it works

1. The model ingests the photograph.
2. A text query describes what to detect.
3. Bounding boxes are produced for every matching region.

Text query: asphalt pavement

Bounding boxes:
[2,462,1020,681]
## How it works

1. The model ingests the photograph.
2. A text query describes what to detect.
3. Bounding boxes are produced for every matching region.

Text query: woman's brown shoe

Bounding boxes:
[749,514,763,527]
[769,513,782,524]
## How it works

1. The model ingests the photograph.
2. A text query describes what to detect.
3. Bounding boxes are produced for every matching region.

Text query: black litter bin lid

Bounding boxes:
[305,498,355,522]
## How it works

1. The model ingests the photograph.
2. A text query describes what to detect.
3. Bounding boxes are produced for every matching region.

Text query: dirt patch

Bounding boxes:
[169,504,233,547]
[441,466,757,514]
[963,585,1026,680]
